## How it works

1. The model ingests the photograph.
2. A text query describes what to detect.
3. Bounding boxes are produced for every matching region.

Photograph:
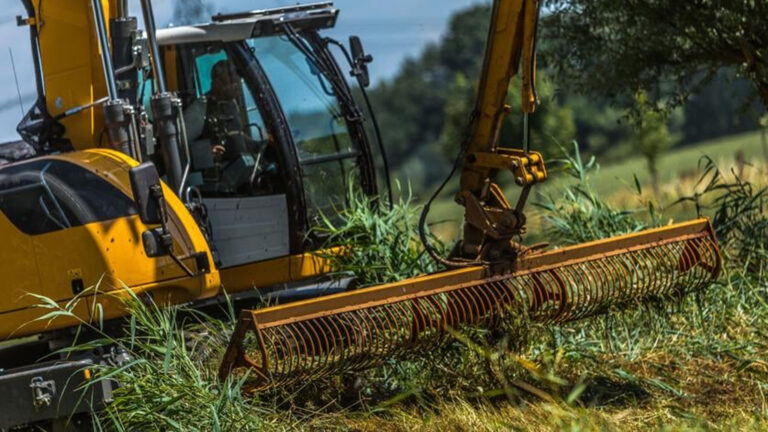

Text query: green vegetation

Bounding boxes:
[545,130,766,202]
[312,183,445,287]
[543,0,768,112]
[368,4,765,195]
[31,142,767,431]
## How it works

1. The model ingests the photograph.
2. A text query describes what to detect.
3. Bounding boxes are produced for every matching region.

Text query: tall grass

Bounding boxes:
[29,146,768,430]
[534,142,659,244]
[29,289,295,431]
[312,182,446,287]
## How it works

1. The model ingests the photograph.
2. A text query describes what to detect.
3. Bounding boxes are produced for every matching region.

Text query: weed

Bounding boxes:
[534,142,657,244]
[312,181,446,287]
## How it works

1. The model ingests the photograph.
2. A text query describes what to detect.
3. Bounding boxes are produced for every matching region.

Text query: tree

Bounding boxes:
[542,0,768,113]
[631,92,679,196]
[368,5,492,188]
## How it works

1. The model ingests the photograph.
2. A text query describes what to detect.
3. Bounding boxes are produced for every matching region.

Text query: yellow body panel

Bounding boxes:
[219,250,335,294]
[0,148,340,341]
[0,149,220,341]
[32,0,113,149]
[460,0,540,194]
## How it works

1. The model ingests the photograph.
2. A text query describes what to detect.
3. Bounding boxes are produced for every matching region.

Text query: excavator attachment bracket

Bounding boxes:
[468,149,547,186]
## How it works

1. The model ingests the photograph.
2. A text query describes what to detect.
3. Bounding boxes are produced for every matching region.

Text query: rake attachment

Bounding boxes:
[219,218,720,392]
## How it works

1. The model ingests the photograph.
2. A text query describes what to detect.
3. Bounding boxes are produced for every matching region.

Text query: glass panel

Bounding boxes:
[249,36,361,222]
[194,51,228,96]
[249,37,357,161]
[302,158,358,220]
[0,160,137,235]
[174,44,278,197]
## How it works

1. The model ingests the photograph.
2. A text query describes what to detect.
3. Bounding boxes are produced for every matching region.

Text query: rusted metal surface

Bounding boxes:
[219,219,721,392]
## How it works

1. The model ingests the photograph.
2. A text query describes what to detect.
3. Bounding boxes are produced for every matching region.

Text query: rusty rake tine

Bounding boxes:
[556,265,580,322]
[387,300,412,360]
[486,280,509,326]
[379,300,406,360]
[454,284,478,324]
[413,298,440,353]
[311,316,338,377]
[651,244,673,297]
[347,310,372,365]
[226,220,721,392]
[594,253,619,308]
[477,282,496,323]
[269,326,292,380]
[294,320,318,373]
[579,260,604,320]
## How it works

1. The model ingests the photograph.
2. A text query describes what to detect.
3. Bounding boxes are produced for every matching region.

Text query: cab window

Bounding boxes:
[249,36,361,222]
[171,44,279,197]
[0,160,137,235]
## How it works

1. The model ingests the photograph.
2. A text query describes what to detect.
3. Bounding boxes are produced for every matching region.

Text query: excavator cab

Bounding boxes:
[151,7,379,265]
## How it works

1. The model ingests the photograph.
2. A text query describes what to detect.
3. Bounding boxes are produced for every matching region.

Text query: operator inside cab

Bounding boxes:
[177,53,279,197]
[204,60,256,163]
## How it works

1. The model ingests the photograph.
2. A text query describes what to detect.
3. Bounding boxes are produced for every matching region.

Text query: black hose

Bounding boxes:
[418,110,483,269]
[323,37,394,210]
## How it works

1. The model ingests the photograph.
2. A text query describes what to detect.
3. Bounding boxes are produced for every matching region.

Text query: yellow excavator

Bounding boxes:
[0,0,720,428]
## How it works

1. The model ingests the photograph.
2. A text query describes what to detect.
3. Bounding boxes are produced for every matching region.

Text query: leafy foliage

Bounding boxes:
[543,0,768,113]
[630,92,679,194]
[438,69,577,162]
[367,2,763,194]
[368,5,491,188]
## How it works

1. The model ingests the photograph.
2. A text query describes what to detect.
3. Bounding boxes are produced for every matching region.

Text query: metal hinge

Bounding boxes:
[16,15,38,27]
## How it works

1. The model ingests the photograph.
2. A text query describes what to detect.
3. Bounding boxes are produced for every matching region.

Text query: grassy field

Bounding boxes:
[34,131,768,431]
[557,130,767,197]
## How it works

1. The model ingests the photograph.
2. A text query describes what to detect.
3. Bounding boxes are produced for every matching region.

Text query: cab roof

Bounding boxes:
[157,1,338,46]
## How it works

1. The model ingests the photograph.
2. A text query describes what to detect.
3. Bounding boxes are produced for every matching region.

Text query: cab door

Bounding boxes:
[169,42,292,269]
[248,36,373,229]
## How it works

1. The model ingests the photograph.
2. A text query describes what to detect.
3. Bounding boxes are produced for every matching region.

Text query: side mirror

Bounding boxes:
[129,162,163,225]
[349,35,373,88]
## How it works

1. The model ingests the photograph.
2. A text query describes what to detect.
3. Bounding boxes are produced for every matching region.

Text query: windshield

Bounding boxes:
[248,36,360,222]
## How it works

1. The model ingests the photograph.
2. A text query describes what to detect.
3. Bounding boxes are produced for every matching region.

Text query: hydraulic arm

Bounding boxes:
[456,0,546,267]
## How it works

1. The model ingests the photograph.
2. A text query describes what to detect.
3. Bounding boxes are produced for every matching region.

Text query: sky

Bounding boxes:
[0,0,484,142]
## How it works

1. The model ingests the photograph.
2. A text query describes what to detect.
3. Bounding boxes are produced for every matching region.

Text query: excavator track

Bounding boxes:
[220,218,720,391]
